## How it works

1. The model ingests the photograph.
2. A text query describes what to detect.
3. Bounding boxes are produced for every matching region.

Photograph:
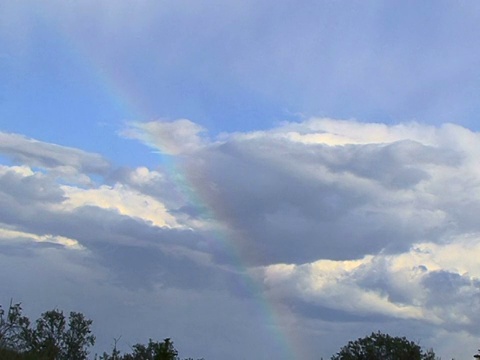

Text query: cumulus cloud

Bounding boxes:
[256,234,480,331]
[3,119,480,359]
[0,144,293,358]
[0,136,229,291]
[151,119,477,266]
[122,118,480,357]
[122,120,480,268]
[58,184,180,228]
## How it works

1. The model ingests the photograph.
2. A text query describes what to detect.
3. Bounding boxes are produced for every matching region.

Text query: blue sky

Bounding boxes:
[2,1,480,359]
[2,0,480,160]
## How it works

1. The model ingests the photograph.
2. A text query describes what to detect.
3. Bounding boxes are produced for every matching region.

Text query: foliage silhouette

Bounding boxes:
[0,301,94,360]
[3,301,455,360]
[331,331,437,360]
[97,337,204,360]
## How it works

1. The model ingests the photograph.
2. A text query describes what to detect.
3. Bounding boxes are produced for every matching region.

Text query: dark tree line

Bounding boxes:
[331,331,438,360]
[1,301,474,360]
[96,337,196,360]
[0,301,94,360]
[0,301,196,360]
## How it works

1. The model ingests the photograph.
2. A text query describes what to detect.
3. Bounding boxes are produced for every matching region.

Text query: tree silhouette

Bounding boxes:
[331,331,437,360]
[0,301,31,352]
[0,302,94,360]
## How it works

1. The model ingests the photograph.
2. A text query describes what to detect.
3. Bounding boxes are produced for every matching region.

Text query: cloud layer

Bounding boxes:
[2,119,480,359]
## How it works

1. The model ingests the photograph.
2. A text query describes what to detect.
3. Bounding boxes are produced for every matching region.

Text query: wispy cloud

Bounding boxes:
[121,119,208,155]
[0,132,110,176]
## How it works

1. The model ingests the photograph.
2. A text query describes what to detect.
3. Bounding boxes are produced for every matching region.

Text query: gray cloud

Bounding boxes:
[3,121,480,360]
[118,118,480,360]
[177,125,471,265]
[0,242,294,360]
[421,270,480,331]
[0,203,228,290]
[0,132,110,175]
[0,167,65,204]
[107,166,189,215]
[0,157,246,292]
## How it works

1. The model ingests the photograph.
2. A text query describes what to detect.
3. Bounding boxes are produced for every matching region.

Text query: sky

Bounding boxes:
[1,1,480,359]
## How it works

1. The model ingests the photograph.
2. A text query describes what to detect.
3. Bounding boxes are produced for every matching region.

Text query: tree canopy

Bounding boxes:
[2,301,469,360]
[1,301,203,360]
[0,301,95,360]
[331,331,437,360]
[98,337,181,360]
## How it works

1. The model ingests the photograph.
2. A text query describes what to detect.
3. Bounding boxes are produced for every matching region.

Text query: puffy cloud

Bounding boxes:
[107,166,197,224]
[122,118,480,358]
[58,184,180,228]
[121,120,480,269]
[3,119,480,359]
[0,165,65,205]
[256,233,480,333]
[0,153,294,358]
[0,141,223,291]
[151,119,478,265]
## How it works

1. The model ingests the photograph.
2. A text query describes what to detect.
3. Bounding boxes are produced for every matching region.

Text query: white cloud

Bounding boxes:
[122,119,207,155]
[3,120,480,359]
[0,164,34,177]
[0,227,83,249]
[257,233,480,329]
[59,183,180,228]
[156,118,479,265]
[124,117,480,358]
[0,131,110,179]
[127,166,165,185]
[229,119,439,146]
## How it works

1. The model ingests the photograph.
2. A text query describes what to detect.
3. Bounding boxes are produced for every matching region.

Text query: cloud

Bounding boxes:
[28,0,480,128]
[0,227,83,249]
[255,233,480,334]
[4,0,480,357]
[3,120,480,359]
[58,183,180,228]
[140,119,475,265]
[0,164,65,204]
[0,141,242,293]
[0,132,110,175]
[0,240,294,359]
[121,120,207,155]
[124,118,480,358]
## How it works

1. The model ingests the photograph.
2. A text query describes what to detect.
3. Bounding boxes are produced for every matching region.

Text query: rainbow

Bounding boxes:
[57,19,300,359]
